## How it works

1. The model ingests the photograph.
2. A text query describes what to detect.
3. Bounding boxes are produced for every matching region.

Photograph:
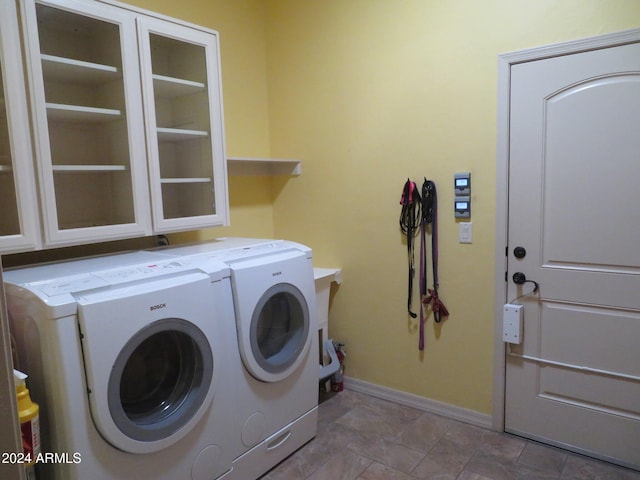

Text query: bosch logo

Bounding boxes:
[150,303,166,311]
[272,271,282,277]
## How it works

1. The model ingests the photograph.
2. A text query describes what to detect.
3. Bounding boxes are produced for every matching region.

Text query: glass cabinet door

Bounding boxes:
[0,0,40,253]
[21,0,151,246]
[137,17,229,233]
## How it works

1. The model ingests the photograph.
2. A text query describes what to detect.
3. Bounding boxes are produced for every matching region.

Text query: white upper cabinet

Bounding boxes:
[21,0,152,246]
[11,0,229,251]
[137,17,229,232]
[0,0,41,253]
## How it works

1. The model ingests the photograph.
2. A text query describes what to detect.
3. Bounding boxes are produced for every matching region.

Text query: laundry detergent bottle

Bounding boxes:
[14,369,40,478]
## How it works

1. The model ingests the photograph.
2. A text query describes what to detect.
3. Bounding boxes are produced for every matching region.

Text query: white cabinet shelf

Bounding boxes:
[46,103,123,123]
[160,177,212,184]
[156,127,208,142]
[52,165,127,172]
[227,157,302,176]
[41,54,120,84]
[152,74,205,97]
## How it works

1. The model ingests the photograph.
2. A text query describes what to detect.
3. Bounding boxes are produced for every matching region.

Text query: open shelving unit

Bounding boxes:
[226,157,302,176]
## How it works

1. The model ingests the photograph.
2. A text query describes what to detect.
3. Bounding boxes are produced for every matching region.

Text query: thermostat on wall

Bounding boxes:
[454,172,471,195]
[454,196,471,218]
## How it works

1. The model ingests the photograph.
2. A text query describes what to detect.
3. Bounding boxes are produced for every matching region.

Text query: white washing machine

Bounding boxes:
[154,238,319,479]
[4,251,240,480]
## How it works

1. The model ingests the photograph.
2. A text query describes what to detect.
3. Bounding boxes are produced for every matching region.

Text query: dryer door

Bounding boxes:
[251,283,309,379]
[76,273,217,454]
[230,251,315,383]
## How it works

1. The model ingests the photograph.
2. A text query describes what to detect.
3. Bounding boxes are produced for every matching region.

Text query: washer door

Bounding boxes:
[247,283,310,382]
[108,318,212,444]
[77,273,218,454]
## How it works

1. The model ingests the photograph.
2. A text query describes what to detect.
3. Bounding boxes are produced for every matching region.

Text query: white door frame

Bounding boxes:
[492,27,640,432]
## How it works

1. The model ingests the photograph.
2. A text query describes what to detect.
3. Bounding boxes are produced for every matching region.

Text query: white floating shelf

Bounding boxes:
[41,54,120,84]
[157,127,208,142]
[153,74,205,97]
[160,177,212,184]
[52,165,126,172]
[46,103,122,123]
[226,157,302,176]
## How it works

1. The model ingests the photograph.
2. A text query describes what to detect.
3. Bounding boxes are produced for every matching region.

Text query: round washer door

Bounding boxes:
[76,273,218,454]
[108,318,213,446]
[245,283,311,382]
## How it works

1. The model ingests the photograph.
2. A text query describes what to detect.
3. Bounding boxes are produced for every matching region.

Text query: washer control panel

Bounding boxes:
[31,259,195,297]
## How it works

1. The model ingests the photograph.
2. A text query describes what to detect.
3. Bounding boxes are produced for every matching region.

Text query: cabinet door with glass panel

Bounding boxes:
[0,0,41,253]
[21,0,151,247]
[137,17,229,233]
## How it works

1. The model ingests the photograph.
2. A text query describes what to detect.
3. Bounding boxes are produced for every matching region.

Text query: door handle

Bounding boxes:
[512,272,539,293]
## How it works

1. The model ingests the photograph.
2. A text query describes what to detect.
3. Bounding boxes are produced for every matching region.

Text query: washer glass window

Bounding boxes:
[250,283,309,375]
[108,318,213,442]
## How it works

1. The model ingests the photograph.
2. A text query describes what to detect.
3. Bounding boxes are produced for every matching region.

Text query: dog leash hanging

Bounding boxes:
[421,178,449,332]
[399,179,421,318]
[418,179,430,349]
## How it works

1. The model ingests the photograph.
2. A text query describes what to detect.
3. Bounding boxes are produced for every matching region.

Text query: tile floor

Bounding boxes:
[260,389,640,480]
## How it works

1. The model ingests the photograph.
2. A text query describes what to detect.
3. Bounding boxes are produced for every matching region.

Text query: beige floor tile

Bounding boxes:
[261,390,640,480]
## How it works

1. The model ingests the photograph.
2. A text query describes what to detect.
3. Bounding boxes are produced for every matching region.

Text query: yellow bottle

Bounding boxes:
[14,369,40,478]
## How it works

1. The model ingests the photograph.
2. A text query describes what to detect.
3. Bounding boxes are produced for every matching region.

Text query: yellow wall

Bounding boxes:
[264,1,640,413]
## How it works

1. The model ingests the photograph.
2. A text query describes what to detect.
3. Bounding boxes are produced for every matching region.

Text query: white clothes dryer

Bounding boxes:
[154,238,319,479]
[4,252,239,480]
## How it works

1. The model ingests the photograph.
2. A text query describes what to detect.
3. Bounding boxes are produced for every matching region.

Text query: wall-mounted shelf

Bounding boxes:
[226,157,302,176]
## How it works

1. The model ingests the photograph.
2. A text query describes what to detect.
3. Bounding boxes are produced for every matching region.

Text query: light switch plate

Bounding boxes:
[459,222,472,243]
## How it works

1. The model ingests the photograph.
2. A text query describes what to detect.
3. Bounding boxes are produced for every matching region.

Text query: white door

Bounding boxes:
[504,38,640,469]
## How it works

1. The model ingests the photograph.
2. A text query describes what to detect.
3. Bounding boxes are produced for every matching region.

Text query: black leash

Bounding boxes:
[399,179,421,318]
[400,178,449,349]
[418,179,432,349]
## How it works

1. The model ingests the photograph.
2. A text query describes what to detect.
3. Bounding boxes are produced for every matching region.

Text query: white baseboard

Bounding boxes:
[344,376,493,430]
